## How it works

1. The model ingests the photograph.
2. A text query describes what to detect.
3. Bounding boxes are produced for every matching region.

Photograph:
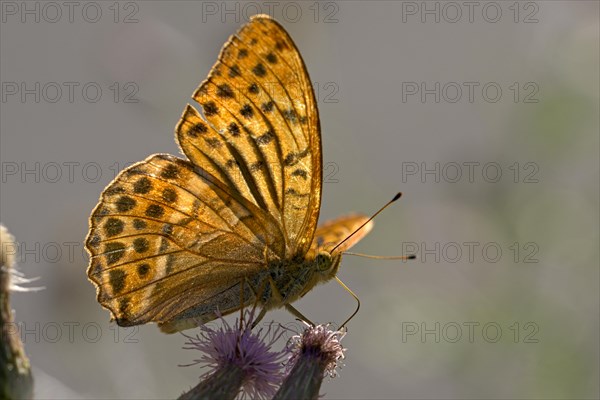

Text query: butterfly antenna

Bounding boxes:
[331,192,403,254]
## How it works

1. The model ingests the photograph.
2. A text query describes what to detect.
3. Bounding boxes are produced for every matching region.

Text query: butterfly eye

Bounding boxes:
[315,253,332,273]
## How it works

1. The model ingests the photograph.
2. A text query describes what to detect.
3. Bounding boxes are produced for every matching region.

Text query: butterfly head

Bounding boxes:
[314,249,342,279]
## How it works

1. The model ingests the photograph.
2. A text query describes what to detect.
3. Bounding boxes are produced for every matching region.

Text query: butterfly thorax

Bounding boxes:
[256,250,342,309]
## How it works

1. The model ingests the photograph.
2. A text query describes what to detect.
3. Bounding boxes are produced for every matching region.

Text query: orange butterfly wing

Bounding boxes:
[86,154,283,327]
[178,15,321,258]
[311,214,374,256]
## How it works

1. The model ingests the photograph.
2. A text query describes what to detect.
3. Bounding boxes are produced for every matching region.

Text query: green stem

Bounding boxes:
[273,351,326,400]
[179,364,244,400]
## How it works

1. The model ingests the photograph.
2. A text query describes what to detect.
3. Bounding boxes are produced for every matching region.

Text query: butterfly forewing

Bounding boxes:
[178,15,321,257]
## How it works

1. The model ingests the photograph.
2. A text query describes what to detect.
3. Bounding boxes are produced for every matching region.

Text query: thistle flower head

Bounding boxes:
[287,323,347,378]
[182,310,287,399]
[0,224,34,398]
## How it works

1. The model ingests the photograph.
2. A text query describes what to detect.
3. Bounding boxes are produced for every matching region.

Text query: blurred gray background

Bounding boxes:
[1,1,598,399]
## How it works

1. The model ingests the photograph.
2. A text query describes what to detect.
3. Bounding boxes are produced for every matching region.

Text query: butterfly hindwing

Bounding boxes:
[157,280,255,333]
[86,154,283,326]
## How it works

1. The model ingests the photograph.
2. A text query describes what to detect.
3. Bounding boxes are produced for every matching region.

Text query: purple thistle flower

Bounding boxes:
[274,323,347,400]
[287,323,347,378]
[179,310,287,400]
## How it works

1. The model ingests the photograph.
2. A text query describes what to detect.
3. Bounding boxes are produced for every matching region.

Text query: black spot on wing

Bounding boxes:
[256,130,274,145]
[261,101,274,113]
[137,263,150,277]
[266,52,277,64]
[117,298,130,318]
[116,196,136,212]
[187,122,208,137]
[160,165,179,180]
[104,242,126,265]
[202,101,219,116]
[104,218,124,237]
[252,63,267,77]
[159,237,169,253]
[283,153,296,167]
[216,84,234,98]
[228,122,241,137]
[88,235,101,249]
[204,137,222,149]
[283,109,298,124]
[240,104,254,119]
[248,83,259,94]
[109,269,126,294]
[133,237,149,253]
[250,161,264,172]
[133,177,152,194]
[229,65,241,78]
[291,169,308,179]
[145,204,164,219]
[275,40,288,51]
[285,188,309,198]
[162,188,177,203]
[133,219,147,230]
[104,186,125,196]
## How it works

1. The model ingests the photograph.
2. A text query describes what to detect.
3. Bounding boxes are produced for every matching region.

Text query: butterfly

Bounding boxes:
[85,14,376,333]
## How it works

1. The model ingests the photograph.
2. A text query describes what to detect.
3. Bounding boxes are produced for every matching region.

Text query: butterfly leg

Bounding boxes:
[263,273,316,326]
[335,276,360,330]
[243,276,270,329]
[239,277,246,329]
[251,306,268,329]
[284,303,315,327]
